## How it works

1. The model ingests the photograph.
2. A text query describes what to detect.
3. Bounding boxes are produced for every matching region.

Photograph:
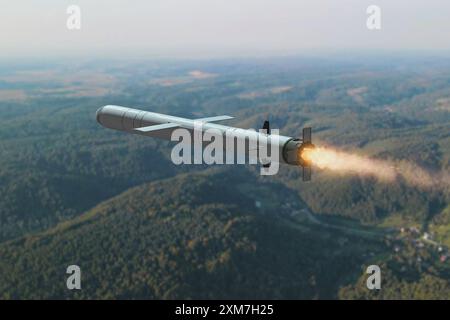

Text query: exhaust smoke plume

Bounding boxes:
[301,146,449,190]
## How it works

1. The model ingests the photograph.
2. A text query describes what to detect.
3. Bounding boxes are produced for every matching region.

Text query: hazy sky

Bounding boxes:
[1,0,450,58]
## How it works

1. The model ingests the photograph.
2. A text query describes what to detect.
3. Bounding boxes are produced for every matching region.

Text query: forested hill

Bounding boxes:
[0,168,372,299]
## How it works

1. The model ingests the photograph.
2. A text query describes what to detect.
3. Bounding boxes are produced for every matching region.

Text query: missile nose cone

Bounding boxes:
[95,105,130,130]
[96,106,105,124]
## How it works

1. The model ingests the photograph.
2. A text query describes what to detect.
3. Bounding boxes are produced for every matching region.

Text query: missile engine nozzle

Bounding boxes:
[299,143,316,167]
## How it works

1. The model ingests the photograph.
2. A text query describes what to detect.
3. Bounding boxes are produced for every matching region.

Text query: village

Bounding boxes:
[390,226,449,265]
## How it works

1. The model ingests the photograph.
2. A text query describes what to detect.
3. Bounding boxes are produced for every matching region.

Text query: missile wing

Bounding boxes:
[133,115,234,134]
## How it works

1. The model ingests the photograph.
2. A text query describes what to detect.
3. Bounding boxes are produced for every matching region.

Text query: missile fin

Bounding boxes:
[302,166,312,181]
[133,122,179,133]
[262,120,270,135]
[302,127,312,143]
[195,115,234,122]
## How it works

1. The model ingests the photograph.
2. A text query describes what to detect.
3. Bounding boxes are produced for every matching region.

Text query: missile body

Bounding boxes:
[96,105,313,178]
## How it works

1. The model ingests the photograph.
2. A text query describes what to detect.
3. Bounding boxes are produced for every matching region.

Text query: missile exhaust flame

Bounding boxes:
[300,146,449,190]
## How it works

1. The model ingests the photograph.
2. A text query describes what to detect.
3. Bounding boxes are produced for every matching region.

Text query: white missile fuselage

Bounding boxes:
[96,105,313,177]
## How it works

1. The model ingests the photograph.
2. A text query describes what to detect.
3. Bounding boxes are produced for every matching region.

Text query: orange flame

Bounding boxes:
[300,146,448,189]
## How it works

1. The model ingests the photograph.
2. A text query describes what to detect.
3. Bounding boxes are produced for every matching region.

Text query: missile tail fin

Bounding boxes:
[262,120,270,135]
[301,127,313,181]
[302,127,311,144]
[262,120,271,168]
[303,166,312,181]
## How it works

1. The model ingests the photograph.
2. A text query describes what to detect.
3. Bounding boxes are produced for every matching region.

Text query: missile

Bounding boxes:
[96,105,315,180]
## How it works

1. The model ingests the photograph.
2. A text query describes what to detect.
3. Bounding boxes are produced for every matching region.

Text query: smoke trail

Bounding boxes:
[301,146,449,190]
